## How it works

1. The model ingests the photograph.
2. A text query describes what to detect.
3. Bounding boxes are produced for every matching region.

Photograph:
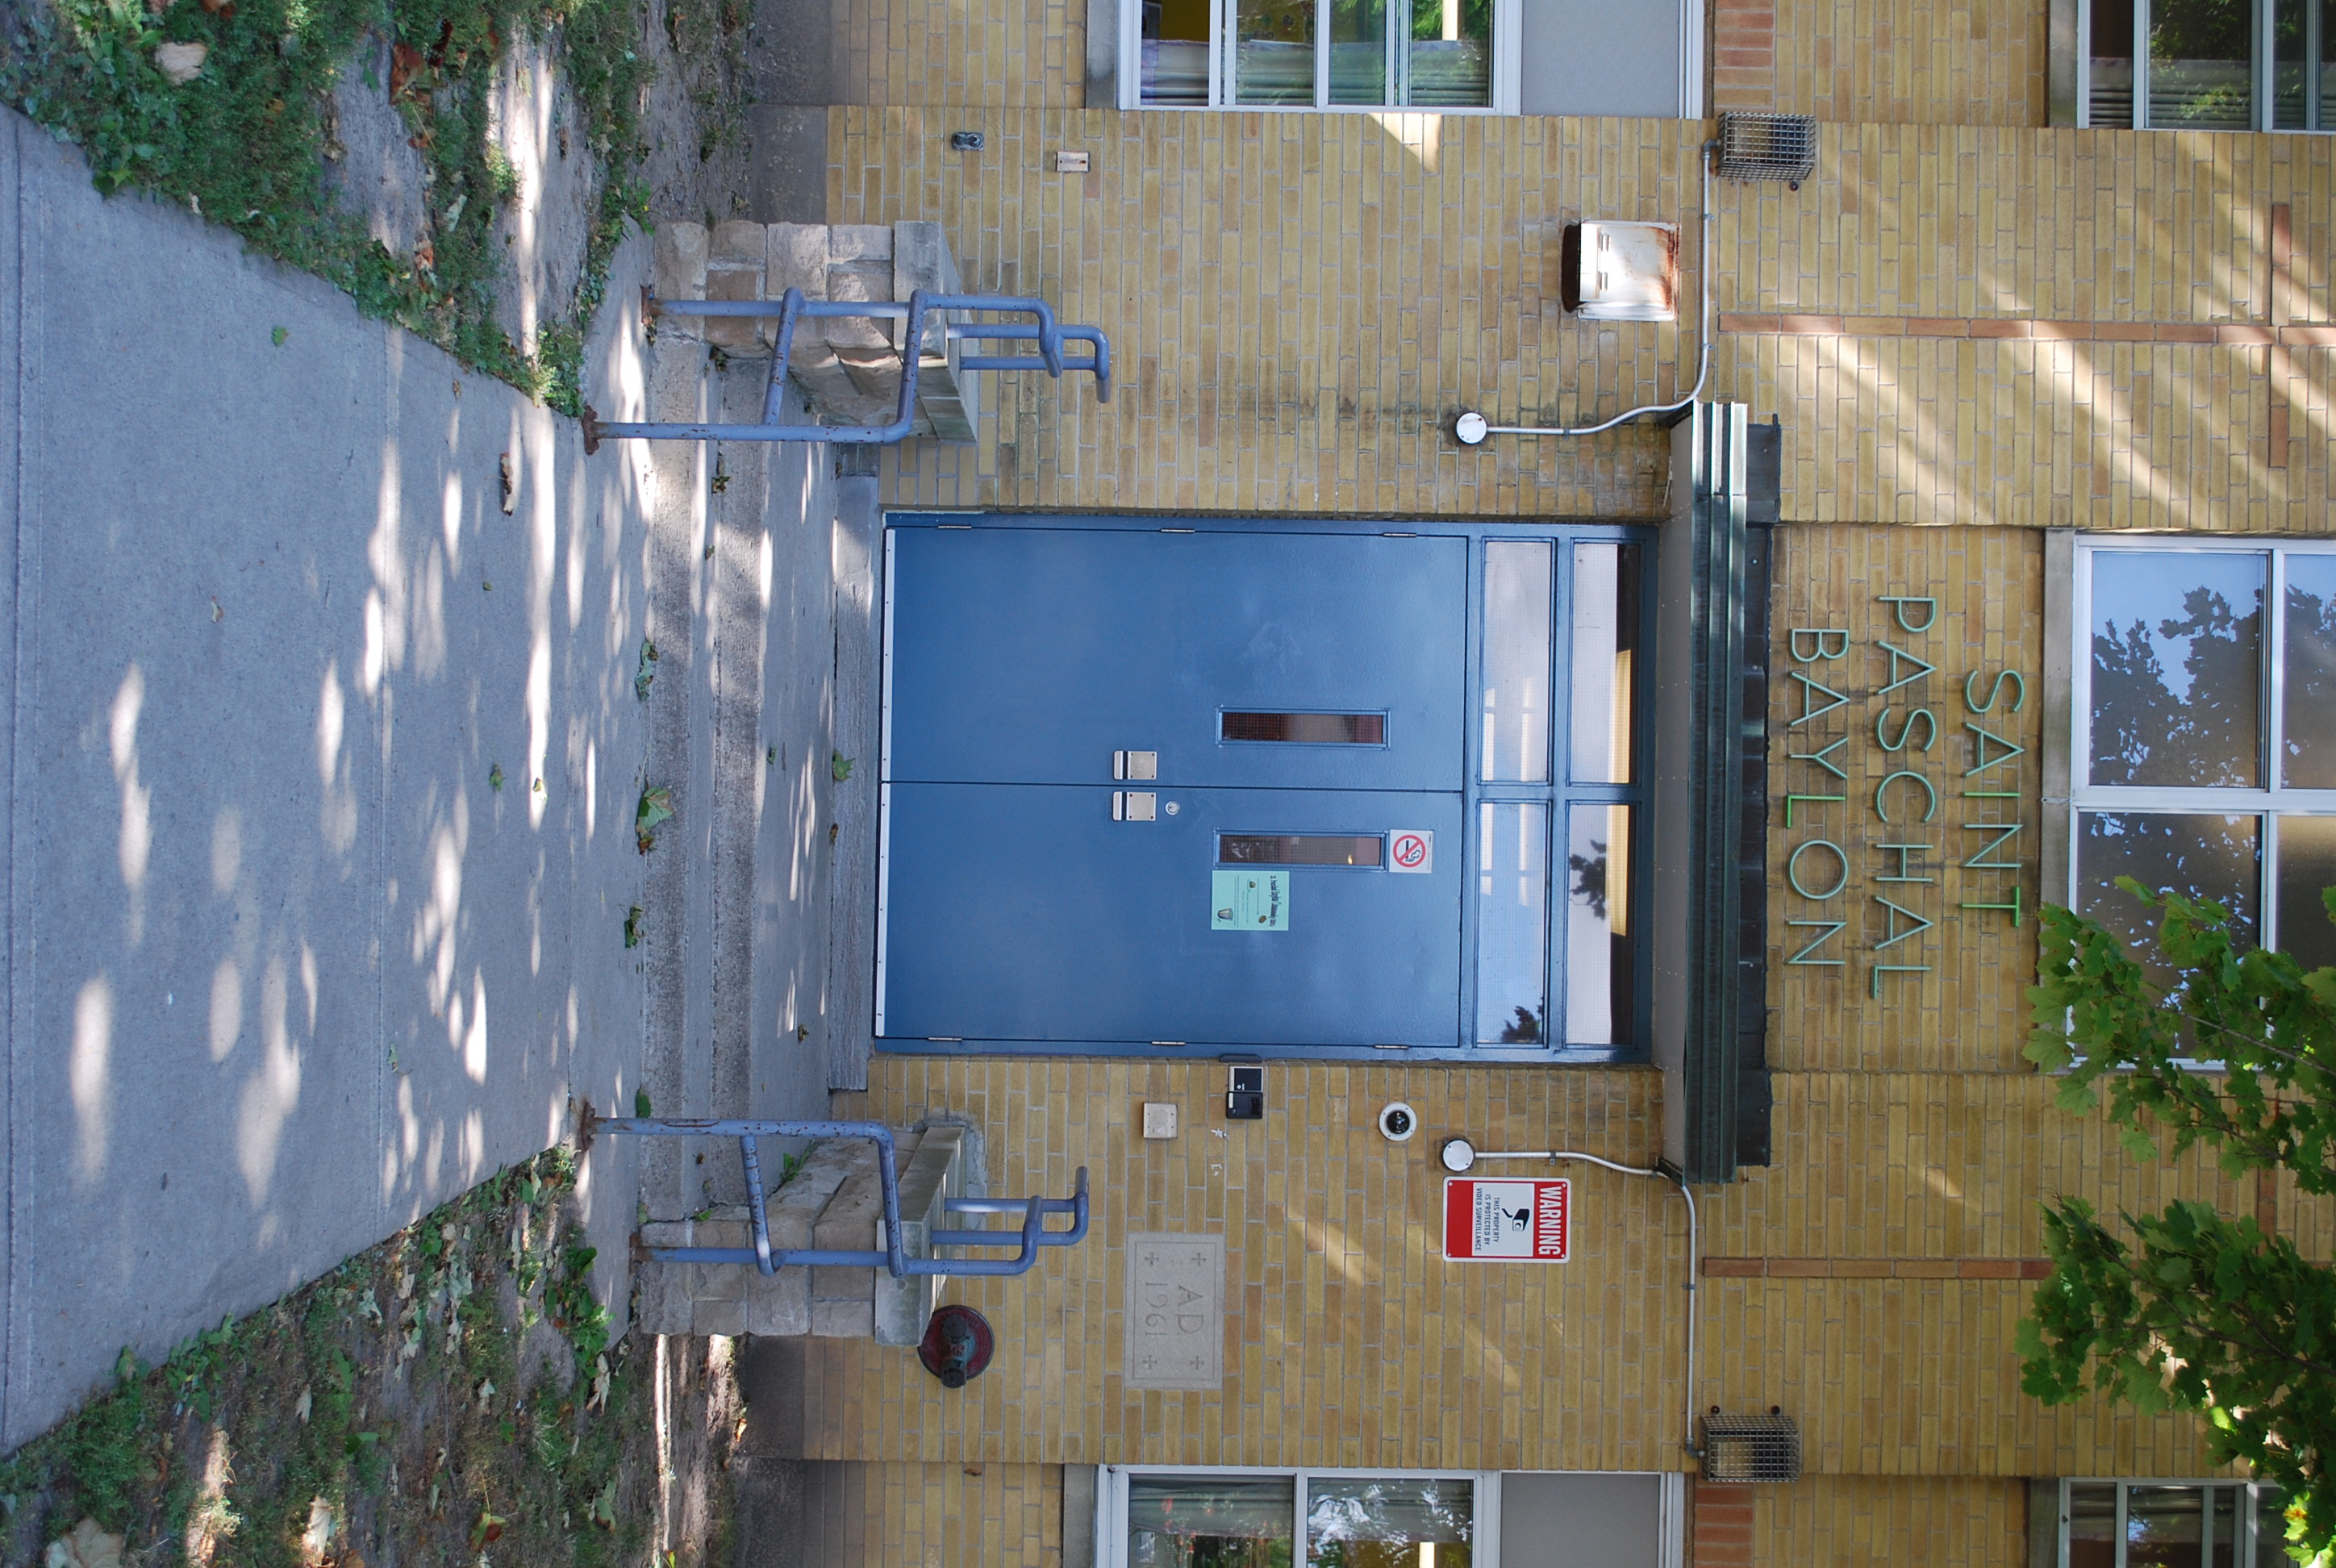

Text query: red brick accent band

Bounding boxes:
[1692,1479,1758,1568]
[1711,0,1775,112]
[1717,312,2336,347]
[1702,1257,2054,1280]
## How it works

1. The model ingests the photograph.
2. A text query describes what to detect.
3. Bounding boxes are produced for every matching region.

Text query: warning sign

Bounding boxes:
[1388,829,1433,874]
[1442,1177,1569,1262]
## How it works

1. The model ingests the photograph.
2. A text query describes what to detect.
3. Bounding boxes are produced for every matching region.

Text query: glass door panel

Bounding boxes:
[2126,1483,2206,1567]
[2094,0,2139,122]
[1475,803,1548,1045]
[1404,0,1491,105]
[1235,0,1316,102]
[2068,1483,2118,1568]
[2284,554,2336,788]
[1328,0,1391,102]
[2277,815,2336,970]
[1306,1478,1474,1568]
[1563,803,1633,1046]
[1131,1476,1297,1568]
[1481,541,1553,783]
[1569,542,1642,785]
[1142,0,1212,103]
[2150,0,2256,126]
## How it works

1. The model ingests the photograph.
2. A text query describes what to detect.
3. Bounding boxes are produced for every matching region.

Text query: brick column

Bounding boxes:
[1691,1478,1758,1568]
[1712,0,1776,111]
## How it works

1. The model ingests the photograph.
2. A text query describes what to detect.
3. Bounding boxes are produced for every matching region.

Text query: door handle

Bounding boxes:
[1112,750,1158,781]
[1111,791,1158,822]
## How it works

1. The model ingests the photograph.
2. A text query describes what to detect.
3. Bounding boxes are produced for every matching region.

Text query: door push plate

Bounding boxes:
[1112,749,1158,782]
[1112,790,1158,822]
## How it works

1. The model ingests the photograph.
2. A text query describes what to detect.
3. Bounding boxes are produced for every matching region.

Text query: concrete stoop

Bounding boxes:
[650,218,975,440]
[634,1123,978,1345]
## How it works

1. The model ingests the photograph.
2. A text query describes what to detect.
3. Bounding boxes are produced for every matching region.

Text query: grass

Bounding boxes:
[0,0,657,413]
[0,1145,740,1568]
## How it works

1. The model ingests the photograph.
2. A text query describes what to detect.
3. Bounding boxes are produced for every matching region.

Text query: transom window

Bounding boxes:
[2082,0,2336,128]
[2058,1478,2304,1566]
[1106,1470,1495,1568]
[1133,0,1508,109]
[2067,538,2336,972]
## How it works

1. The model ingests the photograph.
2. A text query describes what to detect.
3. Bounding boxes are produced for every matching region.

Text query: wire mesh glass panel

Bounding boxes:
[2149,0,2256,126]
[1305,1478,1472,1568]
[1481,541,1553,783]
[2279,815,2336,971]
[1563,804,1633,1046]
[1475,803,1548,1045]
[2284,554,2336,788]
[1130,1476,1297,1568]
[2088,550,2265,788]
[2092,0,2138,123]
[1141,0,1212,102]
[1404,0,1490,105]
[1235,0,1316,102]
[1569,542,1641,785]
[1328,0,1390,102]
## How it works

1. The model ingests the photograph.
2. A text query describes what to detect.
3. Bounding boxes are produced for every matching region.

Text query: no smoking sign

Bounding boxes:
[1387,829,1433,874]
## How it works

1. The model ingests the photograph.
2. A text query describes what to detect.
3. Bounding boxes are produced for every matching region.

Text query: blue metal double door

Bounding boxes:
[878,521,1468,1050]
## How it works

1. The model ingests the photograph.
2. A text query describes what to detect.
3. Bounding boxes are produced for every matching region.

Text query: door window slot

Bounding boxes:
[1218,833,1385,867]
[1220,711,1387,744]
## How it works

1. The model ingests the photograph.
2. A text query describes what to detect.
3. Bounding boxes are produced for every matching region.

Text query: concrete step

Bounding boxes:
[634,1123,980,1343]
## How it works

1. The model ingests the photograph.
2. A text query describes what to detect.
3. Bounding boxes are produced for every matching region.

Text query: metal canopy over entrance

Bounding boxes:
[874,514,1656,1061]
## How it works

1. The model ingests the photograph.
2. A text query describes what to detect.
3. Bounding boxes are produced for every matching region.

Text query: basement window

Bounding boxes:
[2055,1479,2304,1566]
[2080,0,2336,129]
[1130,0,1518,109]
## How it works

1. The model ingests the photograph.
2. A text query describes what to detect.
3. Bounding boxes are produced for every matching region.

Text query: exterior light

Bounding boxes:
[1454,411,1487,445]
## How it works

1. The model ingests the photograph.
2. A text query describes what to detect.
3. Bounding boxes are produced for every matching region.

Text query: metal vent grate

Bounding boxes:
[1700,1411,1802,1483]
[1718,114,1817,185]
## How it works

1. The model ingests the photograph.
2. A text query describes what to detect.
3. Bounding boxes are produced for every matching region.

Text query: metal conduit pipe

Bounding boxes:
[1454,140,1720,445]
[1437,1138,1702,1459]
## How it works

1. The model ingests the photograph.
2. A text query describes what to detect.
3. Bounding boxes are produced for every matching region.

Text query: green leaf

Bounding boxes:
[270,324,287,346]
[831,751,853,782]
[633,1088,651,1117]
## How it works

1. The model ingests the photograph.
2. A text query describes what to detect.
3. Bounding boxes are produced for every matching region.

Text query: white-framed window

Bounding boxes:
[1124,0,1524,111]
[2079,0,2336,128]
[1099,1467,1498,1568]
[2065,537,2336,974]
[2056,1478,2305,1566]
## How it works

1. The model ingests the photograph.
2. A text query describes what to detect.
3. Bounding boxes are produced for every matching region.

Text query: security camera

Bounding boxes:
[1377,1102,1418,1143]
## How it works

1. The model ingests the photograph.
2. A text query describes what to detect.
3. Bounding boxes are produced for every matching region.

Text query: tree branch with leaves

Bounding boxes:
[2023,878,2336,1566]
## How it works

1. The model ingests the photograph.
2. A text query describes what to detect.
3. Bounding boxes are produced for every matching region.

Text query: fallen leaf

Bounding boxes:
[488,764,504,792]
[831,751,853,782]
[270,325,287,347]
[498,452,515,515]
[153,41,207,83]
[295,1387,312,1424]
[470,1511,506,1548]
[45,1519,124,1568]
[388,40,423,97]
[636,787,674,832]
[828,822,838,844]
[623,906,643,948]
[414,241,435,273]
[481,579,492,591]
[209,596,223,622]
[532,778,544,793]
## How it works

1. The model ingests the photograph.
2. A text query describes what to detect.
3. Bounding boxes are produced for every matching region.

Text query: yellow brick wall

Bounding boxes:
[1765,525,2042,1073]
[804,1462,1064,1566]
[1751,1476,2029,1563]
[838,0,1084,107]
[803,1056,2240,1482]
[828,108,2336,532]
[1769,0,2050,126]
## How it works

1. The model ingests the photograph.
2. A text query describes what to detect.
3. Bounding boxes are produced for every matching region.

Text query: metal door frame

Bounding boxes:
[873,511,1658,1064]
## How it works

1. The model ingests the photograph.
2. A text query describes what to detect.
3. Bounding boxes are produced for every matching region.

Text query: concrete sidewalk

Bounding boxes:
[0,107,841,1449]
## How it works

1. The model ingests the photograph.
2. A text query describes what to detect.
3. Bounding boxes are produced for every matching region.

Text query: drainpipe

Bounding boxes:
[1454,140,1721,445]
[1438,1138,1703,1461]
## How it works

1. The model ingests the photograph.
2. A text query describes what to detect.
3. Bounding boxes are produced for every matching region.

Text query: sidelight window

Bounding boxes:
[2081,0,2336,128]
[2066,539,2336,974]
[1112,1470,1491,1568]
[1470,536,1650,1053]
[2055,1478,2304,1566]
[1135,0,1511,109]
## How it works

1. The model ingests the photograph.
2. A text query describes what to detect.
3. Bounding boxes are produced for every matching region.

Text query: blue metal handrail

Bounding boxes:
[581,289,1112,452]
[594,1116,1090,1278]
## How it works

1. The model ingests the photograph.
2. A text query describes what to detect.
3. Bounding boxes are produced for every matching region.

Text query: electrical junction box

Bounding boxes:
[1561,220,1680,322]
[1225,1066,1265,1120]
